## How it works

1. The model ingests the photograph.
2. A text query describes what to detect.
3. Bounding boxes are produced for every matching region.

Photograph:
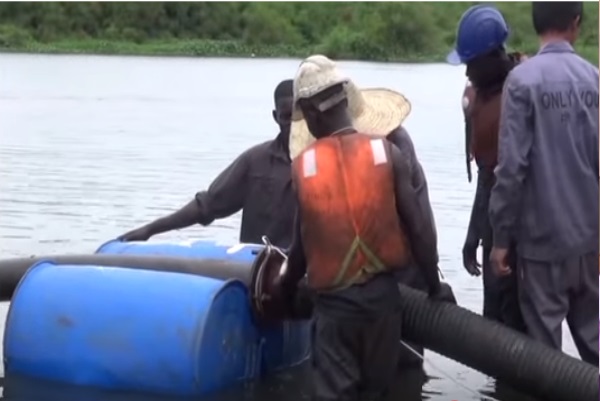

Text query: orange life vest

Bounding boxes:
[291,132,411,291]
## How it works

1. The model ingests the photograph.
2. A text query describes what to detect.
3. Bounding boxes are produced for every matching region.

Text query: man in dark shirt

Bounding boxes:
[119,80,296,248]
[489,2,598,365]
[280,55,443,401]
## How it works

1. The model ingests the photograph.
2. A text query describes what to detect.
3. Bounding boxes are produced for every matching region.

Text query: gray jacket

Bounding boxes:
[489,41,599,262]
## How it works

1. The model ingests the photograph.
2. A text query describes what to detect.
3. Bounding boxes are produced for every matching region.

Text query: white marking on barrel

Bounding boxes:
[370,139,387,165]
[130,239,195,247]
[226,243,250,254]
[303,149,317,177]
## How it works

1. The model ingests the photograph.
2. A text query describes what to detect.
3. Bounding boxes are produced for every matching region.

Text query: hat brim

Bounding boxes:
[289,88,412,160]
[446,49,463,65]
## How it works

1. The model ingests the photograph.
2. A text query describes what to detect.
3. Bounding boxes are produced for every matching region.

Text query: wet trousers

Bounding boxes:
[517,251,598,366]
[310,309,402,401]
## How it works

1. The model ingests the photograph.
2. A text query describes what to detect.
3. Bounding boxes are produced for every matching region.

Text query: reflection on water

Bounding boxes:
[3,366,428,401]
[0,367,518,401]
[0,54,575,401]
[0,364,540,401]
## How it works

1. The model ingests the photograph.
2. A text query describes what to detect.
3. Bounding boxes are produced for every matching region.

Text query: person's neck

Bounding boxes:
[331,125,354,136]
[539,33,573,49]
[276,130,291,160]
[315,124,354,139]
[328,115,354,135]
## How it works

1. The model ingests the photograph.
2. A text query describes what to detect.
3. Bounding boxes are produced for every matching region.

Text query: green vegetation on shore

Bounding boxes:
[0,2,598,64]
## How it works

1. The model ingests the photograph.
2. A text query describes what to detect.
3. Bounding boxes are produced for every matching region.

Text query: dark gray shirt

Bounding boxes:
[194,134,295,248]
[387,127,438,242]
[489,41,599,261]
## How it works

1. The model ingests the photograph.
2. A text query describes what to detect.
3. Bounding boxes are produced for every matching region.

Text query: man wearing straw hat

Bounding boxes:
[289,56,446,371]
[279,55,443,400]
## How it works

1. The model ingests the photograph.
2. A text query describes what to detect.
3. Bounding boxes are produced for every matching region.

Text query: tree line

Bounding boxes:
[0,2,597,62]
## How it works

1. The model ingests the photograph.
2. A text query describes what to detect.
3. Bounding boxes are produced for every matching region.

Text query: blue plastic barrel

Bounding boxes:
[4,261,262,396]
[261,320,312,372]
[96,239,263,263]
[97,239,311,373]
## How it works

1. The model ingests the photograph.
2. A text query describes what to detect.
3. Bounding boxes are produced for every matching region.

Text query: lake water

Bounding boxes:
[0,53,578,401]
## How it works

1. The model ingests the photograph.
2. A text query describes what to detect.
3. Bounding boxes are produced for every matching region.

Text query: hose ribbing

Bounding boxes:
[398,284,598,401]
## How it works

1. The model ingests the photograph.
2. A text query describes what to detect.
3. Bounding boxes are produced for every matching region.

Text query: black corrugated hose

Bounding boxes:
[397,284,598,401]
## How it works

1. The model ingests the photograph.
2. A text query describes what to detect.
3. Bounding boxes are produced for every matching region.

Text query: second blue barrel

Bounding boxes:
[4,261,261,396]
[96,239,263,263]
[96,239,312,372]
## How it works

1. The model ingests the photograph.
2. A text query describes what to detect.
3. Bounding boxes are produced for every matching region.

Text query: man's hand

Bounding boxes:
[118,225,153,242]
[428,282,457,304]
[462,239,481,277]
[490,247,511,277]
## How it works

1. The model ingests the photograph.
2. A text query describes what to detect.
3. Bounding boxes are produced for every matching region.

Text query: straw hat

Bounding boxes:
[290,55,412,160]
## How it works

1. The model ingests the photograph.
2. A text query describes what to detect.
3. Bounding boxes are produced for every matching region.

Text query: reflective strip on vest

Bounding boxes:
[303,148,317,178]
[333,236,387,287]
[370,138,387,165]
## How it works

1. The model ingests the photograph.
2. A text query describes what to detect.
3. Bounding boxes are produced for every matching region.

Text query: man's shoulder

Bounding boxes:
[506,58,537,86]
[386,137,412,174]
[386,126,413,148]
[238,139,276,160]
[386,127,417,167]
[510,51,598,86]
[572,53,599,78]
[246,139,275,153]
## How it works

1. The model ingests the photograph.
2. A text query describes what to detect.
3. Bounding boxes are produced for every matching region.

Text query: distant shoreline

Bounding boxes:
[0,39,445,63]
[2,39,597,65]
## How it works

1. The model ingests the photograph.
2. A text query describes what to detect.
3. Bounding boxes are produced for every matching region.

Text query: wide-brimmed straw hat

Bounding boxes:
[290,55,412,160]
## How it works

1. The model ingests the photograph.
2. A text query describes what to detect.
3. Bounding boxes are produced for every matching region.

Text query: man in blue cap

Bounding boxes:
[447,5,527,332]
[489,2,598,365]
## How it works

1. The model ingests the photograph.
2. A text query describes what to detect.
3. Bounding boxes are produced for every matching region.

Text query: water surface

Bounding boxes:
[0,53,577,400]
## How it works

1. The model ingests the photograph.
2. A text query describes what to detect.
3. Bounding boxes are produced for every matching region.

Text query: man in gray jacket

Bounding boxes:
[489,2,598,365]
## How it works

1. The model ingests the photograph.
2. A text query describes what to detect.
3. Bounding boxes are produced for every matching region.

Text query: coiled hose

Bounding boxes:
[397,284,598,401]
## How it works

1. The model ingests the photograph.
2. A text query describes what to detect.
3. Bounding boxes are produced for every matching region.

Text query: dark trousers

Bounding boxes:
[482,246,527,333]
[517,251,599,366]
[311,309,402,401]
